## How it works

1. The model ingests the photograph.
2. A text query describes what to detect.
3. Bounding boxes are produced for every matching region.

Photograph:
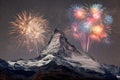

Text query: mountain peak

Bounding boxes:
[38,29,104,73]
[0,29,118,80]
[7,29,102,72]
[41,29,81,57]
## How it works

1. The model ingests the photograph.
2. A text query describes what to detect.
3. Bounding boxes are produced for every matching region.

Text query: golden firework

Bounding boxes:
[11,11,49,55]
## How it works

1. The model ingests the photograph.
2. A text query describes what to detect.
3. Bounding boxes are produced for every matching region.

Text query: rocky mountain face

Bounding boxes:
[0,29,119,80]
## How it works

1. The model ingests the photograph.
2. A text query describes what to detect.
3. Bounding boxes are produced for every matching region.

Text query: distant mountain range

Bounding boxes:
[0,29,119,80]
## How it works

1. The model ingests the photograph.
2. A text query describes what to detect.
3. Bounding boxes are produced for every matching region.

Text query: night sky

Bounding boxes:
[0,0,120,66]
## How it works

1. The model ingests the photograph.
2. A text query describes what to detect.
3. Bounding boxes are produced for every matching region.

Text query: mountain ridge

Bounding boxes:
[0,29,119,80]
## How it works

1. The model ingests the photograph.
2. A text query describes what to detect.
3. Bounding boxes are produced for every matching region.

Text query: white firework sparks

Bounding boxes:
[10,11,49,56]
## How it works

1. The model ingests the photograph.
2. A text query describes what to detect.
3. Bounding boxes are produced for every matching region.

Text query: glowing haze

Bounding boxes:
[69,4,113,52]
[10,11,49,56]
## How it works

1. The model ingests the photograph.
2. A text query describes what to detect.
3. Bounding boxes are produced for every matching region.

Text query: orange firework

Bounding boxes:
[91,25,107,41]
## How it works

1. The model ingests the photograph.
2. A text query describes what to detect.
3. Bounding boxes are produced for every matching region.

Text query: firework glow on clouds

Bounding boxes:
[69,4,113,52]
[10,11,49,56]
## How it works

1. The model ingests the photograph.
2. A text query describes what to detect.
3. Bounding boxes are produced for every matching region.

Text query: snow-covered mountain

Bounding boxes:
[0,29,119,80]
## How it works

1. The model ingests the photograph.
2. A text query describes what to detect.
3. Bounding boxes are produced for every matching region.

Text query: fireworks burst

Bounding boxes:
[10,11,49,56]
[68,4,113,52]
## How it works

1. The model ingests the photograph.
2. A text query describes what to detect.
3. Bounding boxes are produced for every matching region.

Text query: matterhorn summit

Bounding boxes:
[0,29,118,80]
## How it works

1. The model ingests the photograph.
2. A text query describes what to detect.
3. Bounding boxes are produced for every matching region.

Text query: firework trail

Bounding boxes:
[68,4,113,52]
[10,11,49,56]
